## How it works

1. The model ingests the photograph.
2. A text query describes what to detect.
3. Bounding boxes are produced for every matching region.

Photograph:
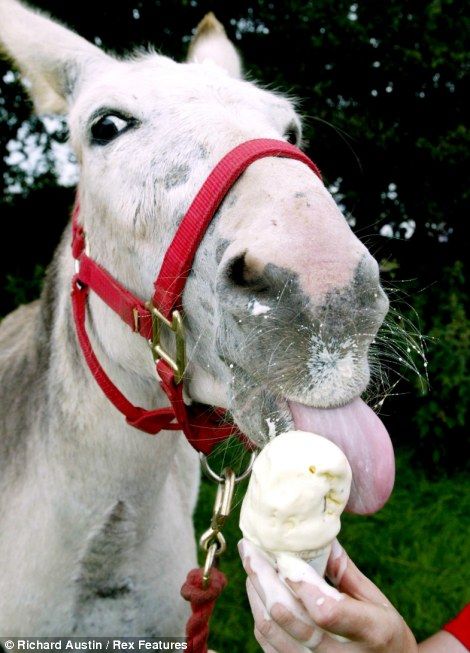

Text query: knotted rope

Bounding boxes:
[181,567,227,653]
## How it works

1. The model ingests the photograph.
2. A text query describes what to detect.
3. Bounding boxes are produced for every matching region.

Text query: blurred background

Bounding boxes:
[0,0,468,649]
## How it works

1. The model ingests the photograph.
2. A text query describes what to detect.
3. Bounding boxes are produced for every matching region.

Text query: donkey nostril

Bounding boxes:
[225,253,269,292]
[227,254,249,287]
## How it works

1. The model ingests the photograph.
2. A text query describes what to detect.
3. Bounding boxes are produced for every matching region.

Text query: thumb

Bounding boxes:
[327,540,392,607]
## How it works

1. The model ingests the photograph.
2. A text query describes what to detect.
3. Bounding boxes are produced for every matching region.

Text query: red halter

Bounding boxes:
[71,138,321,455]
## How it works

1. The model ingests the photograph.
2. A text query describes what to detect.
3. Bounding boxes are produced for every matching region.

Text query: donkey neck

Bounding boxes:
[43,226,191,496]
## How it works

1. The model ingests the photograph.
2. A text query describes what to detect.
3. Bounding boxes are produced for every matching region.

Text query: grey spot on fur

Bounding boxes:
[319,255,388,341]
[294,191,311,207]
[195,143,209,159]
[204,220,217,239]
[224,192,239,209]
[164,164,190,189]
[200,298,214,316]
[75,500,136,601]
[94,584,132,600]
[225,362,290,445]
[63,62,79,97]
[215,238,230,265]
[133,199,142,229]
[63,298,84,374]
[72,501,138,632]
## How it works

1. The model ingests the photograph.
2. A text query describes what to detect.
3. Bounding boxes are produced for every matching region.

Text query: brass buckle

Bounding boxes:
[146,301,186,384]
[199,468,236,588]
[198,456,257,588]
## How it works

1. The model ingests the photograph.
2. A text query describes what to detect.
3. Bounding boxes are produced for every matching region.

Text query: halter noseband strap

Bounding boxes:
[71,138,322,454]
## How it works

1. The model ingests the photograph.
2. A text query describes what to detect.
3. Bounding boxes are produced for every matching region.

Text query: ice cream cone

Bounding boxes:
[304,543,332,577]
[240,430,351,574]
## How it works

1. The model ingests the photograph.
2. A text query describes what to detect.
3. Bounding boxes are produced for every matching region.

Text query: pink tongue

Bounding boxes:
[289,398,395,514]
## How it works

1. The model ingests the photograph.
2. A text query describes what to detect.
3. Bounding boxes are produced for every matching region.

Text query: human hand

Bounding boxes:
[238,537,418,652]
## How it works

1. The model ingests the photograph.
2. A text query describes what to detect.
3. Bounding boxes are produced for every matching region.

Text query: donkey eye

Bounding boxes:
[90,114,132,145]
[284,124,300,146]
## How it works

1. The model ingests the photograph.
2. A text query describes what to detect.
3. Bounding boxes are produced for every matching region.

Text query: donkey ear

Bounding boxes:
[187,12,242,79]
[0,0,110,114]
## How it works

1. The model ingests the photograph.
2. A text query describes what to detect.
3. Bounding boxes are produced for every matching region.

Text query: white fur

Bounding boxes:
[0,0,387,635]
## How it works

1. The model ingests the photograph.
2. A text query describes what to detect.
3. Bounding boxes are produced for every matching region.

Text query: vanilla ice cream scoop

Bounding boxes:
[240,430,352,576]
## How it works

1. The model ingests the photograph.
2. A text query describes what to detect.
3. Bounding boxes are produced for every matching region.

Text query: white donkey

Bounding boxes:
[0,0,395,637]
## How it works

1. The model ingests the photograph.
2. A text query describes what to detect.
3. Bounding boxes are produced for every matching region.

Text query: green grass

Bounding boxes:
[193,445,470,651]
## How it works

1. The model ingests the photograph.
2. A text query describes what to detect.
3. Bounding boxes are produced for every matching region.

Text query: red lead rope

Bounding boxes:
[70,138,322,651]
[180,568,227,653]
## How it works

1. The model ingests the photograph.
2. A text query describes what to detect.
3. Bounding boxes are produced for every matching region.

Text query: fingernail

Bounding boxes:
[238,540,253,574]
[327,541,348,586]
[303,629,323,649]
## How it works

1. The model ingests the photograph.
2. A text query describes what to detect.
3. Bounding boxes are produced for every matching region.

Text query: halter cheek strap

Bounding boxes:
[71,138,321,454]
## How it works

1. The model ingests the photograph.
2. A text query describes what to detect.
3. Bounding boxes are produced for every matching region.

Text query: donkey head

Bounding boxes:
[0,2,394,514]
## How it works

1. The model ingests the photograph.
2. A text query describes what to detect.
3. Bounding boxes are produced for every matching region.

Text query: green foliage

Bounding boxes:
[413,261,469,467]
[5,264,45,306]
[371,257,469,472]
[194,449,470,650]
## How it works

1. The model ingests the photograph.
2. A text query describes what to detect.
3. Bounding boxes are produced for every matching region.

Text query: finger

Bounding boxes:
[289,580,395,644]
[246,577,271,631]
[278,552,395,643]
[327,540,392,606]
[247,579,312,653]
[238,539,315,628]
[246,578,321,647]
[252,600,348,653]
[309,634,350,653]
[254,628,282,653]
[254,628,347,653]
